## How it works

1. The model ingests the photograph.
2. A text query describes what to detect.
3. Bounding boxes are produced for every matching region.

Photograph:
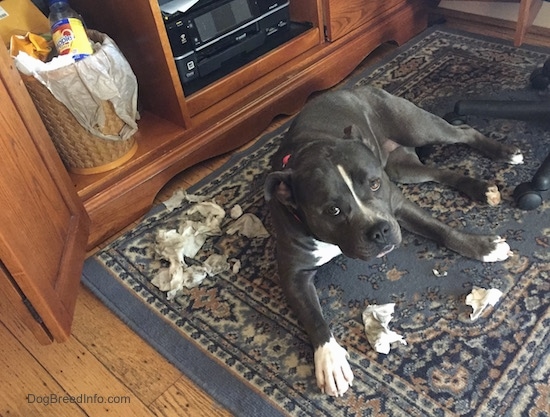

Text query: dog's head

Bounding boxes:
[265,137,402,260]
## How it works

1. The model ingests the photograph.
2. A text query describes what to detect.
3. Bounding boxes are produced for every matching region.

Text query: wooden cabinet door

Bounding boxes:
[0,44,89,343]
[323,0,406,41]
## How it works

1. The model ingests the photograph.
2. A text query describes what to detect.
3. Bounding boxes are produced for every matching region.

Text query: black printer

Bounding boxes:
[160,0,309,94]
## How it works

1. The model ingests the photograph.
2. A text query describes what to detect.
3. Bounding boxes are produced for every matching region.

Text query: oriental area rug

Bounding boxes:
[82,26,550,417]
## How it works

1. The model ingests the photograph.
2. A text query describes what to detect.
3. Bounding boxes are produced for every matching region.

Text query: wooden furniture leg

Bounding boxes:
[438,0,544,46]
[515,0,543,46]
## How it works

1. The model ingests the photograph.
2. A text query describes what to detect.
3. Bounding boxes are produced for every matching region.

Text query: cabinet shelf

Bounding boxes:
[69,111,185,200]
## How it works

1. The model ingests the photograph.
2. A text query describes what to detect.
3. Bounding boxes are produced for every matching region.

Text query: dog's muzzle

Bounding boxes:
[366,220,400,258]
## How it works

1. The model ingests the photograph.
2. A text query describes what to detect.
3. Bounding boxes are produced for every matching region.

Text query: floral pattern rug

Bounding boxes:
[83,26,550,417]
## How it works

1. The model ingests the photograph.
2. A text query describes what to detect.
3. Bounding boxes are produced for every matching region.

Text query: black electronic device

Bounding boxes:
[160,0,292,92]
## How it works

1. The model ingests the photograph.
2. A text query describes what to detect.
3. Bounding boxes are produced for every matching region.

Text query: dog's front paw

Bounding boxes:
[482,236,512,262]
[508,148,524,165]
[314,337,354,397]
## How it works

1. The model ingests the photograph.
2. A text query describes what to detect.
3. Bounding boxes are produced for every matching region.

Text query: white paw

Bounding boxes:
[314,337,354,397]
[482,237,512,262]
[485,185,501,206]
[509,151,524,165]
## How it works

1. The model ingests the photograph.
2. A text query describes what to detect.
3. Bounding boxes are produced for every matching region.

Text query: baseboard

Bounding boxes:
[429,7,550,47]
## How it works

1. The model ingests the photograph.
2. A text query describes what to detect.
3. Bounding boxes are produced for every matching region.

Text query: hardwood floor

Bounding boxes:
[1,19,549,417]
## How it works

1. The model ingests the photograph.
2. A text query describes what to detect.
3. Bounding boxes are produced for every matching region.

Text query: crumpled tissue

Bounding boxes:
[362,303,407,354]
[152,254,230,300]
[226,213,270,238]
[152,192,270,299]
[231,259,241,274]
[162,190,208,212]
[152,201,227,299]
[230,204,243,219]
[465,286,503,320]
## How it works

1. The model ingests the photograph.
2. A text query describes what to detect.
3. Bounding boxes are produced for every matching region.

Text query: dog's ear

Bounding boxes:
[264,171,296,208]
[343,124,362,140]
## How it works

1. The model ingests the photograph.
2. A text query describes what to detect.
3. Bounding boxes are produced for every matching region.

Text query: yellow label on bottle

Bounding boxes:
[52,17,93,57]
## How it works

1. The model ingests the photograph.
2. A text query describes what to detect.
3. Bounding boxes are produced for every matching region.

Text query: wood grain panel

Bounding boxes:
[324,0,405,41]
[0,323,87,416]
[0,42,89,341]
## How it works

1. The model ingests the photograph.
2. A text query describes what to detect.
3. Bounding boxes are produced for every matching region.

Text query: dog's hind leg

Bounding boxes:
[385,146,502,206]
[442,123,524,165]
[397,115,523,165]
[372,88,523,164]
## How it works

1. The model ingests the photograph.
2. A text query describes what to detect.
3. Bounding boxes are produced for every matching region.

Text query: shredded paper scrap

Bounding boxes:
[151,191,269,299]
[362,303,407,354]
[465,286,503,321]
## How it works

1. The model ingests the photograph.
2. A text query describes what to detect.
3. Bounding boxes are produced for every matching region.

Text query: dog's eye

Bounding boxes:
[370,178,381,192]
[326,206,341,216]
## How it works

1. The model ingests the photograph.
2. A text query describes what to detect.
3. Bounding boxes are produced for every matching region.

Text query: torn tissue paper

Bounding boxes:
[152,192,270,299]
[226,213,270,238]
[466,287,503,320]
[362,303,406,354]
[162,190,207,212]
[152,201,227,298]
[14,31,138,141]
[230,204,243,219]
[152,264,208,300]
[231,259,241,274]
[203,254,230,276]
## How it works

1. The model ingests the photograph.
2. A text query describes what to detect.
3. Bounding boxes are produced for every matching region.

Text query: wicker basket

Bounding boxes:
[22,71,137,175]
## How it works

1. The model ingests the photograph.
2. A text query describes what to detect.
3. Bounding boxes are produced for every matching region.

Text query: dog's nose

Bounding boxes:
[367,221,392,244]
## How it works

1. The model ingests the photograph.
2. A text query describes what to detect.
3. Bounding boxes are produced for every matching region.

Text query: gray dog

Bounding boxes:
[264,86,522,396]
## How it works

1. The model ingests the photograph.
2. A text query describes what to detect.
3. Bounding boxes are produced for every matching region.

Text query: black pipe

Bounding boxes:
[455,100,550,121]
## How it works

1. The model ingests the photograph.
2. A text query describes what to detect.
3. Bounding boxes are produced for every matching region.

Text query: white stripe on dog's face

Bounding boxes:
[337,164,376,219]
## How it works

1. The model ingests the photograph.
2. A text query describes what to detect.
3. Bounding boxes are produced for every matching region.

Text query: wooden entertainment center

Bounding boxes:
[0,0,429,341]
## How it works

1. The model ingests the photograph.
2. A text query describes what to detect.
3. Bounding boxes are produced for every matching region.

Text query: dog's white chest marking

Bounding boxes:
[337,164,375,219]
[312,240,342,266]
